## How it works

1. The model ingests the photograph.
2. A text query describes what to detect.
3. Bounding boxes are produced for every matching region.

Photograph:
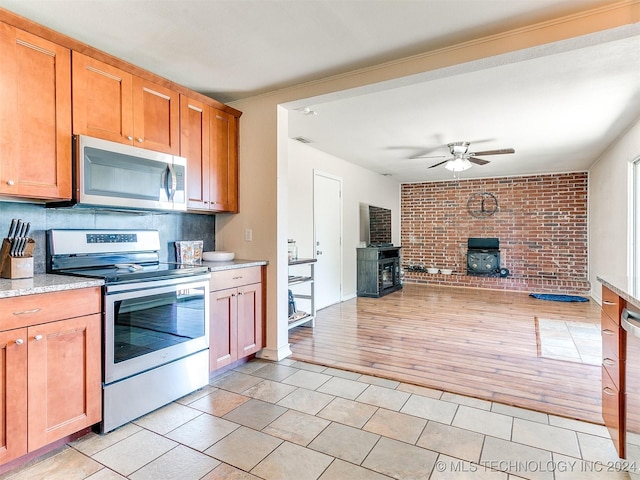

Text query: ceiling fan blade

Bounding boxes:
[411,153,446,160]
[428,159,451,168]
[471,148,515,156]
[468,156,490,165]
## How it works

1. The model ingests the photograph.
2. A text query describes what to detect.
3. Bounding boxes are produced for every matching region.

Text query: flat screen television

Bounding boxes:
[360,203,392,246]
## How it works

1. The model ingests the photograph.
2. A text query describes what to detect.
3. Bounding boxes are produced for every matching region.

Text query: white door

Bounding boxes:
[314,172,342,310]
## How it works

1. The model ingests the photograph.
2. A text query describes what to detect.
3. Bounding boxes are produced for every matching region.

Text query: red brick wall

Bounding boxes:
[400,173,590,294]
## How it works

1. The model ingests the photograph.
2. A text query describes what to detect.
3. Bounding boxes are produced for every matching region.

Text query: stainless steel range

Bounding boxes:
[48,229,210,433]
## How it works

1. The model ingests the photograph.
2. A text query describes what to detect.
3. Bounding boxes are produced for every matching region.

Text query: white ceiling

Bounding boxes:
[1,0,639,182]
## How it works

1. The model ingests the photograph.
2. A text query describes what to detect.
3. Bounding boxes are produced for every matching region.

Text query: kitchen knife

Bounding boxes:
[13,221,27,257]
[7,218,17,240]
[18,222,30,256]
[10,220,22,256]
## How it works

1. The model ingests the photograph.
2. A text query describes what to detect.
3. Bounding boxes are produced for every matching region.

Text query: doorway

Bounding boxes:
[313,171,342,310]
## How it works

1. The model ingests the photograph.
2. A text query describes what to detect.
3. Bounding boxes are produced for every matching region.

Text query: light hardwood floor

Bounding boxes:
[289,283,604,424]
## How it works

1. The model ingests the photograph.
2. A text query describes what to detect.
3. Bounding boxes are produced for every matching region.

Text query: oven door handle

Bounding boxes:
[622,308,640,339]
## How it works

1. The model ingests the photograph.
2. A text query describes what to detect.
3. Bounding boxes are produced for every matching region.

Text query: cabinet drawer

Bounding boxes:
[602,309,623,374]
[602,286,623,325]
[602,366,625,458]
[210,267,261,291]
[0,287,102,330]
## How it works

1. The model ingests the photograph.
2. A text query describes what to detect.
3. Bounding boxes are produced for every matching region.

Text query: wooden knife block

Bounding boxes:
[0,237,35,279]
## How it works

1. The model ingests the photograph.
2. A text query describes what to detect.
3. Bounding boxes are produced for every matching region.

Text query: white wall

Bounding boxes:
[589,117,640,303]
[287,139,400,300]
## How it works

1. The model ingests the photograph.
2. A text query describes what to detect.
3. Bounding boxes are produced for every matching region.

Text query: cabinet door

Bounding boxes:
[180,95,210,210]
[210,108,239,213]
[0,24,71,200]
[133,76,180,155]
[603,367,625,458]
[237,283,263,358]
[210,288,238,371]
[72,52,134,145]
[27,314,101,451]
[0,328,28,464]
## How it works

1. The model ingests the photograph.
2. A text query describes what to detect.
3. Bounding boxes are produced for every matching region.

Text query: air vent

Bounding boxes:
[293,136,313,144]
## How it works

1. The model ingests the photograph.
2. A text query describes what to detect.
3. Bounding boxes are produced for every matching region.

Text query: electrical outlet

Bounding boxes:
[245,228,253,242]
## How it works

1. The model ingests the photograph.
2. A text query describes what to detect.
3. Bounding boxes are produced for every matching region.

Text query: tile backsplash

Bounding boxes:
[0,201,216,273]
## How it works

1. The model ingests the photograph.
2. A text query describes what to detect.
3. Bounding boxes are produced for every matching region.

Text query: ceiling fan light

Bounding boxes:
[444,158,472,172]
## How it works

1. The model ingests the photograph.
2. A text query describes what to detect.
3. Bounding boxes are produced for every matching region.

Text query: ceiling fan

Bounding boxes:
[416,141,515,172]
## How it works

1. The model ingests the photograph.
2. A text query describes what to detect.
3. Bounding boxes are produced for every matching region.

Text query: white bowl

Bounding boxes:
[426,268,439,274]
[440,268,453,275]
[203,251,235,262]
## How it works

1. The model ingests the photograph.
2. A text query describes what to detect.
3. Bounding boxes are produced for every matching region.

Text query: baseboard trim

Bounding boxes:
[256,344,293,361]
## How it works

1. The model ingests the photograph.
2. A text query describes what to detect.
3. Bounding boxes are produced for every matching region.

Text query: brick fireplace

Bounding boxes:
[400,172,589,294]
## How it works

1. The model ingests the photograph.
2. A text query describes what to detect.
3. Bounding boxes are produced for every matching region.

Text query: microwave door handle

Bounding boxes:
[165,164,177,201]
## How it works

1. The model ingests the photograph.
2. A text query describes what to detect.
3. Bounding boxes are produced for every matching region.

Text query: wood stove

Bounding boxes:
[467,238,500,276]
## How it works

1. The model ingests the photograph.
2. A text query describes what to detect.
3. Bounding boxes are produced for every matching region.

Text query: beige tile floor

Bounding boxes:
[537,318,602,365]
[2,358,633,480]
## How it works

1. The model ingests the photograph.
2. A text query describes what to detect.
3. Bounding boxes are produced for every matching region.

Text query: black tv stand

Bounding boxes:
[356,246,402,297]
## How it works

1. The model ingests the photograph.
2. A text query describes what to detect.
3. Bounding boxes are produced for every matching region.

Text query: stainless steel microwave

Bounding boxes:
[62,135,187,211]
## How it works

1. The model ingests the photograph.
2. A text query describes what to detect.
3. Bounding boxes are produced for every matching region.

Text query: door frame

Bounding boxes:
[313,169,343,308]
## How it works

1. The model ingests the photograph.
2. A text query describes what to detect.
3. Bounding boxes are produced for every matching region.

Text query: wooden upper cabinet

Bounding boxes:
[0,24,71,200]
[73,52,180,155]
[132,76,180,154]
[210,108,239,213]
[183,102,240,214]
[180,95,210,210]
[72,52,133,145]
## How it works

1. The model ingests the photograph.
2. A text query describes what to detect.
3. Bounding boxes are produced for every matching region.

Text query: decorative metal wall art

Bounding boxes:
[467,192,498,217]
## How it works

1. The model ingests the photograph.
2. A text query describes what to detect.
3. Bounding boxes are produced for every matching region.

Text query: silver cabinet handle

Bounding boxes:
[603,358,616,366]
[603,300,616,305]
[15,338,24,345]
[622,308,640,338]
[317,250,323,255]
[232,276,243,280]
[34,334,43,341]
[136,138,143,143]
[6,179,14,186]
[603,387,616,396]
[602,329,614,336]
[13,308,41,315]
[126,135,133,141]
[238,291,244,296]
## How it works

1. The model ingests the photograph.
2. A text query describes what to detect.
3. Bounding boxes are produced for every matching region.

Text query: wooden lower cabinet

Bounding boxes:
[27,315,102,451]
[602,366,624,457]
[0,288,102,466]
[209,267,264,372]
[601,285,626,458]
[0,328,28,464]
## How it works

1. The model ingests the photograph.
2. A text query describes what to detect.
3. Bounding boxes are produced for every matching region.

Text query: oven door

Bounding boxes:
[104,276,209,384]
